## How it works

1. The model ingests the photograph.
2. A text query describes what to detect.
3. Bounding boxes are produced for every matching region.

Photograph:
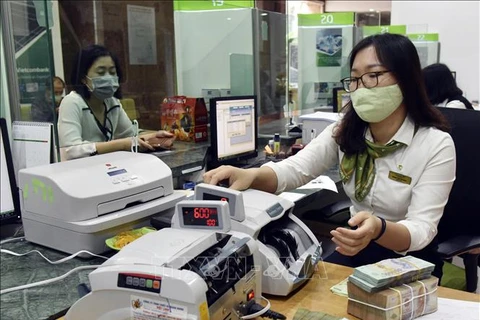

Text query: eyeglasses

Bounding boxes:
[341,71,391,93]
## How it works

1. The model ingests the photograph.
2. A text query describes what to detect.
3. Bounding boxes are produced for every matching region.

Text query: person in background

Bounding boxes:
[423,63,474,109]
[203,33,456,281]
[58,44,174,160]
[31,76,65,122]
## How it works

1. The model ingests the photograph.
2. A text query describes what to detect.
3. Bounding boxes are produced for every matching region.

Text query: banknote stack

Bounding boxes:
[347,276,438,320]
[348,256,435,293]
[346,256,438,320]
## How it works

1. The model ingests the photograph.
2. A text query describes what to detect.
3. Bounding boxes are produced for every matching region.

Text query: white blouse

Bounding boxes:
[58,91,134,160]
[263,116,456,253]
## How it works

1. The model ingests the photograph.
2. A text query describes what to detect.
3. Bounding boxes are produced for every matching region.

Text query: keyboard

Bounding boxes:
[242,157,282,168]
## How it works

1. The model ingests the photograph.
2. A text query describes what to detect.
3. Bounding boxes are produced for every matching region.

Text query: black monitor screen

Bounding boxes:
[210,96,258,166]
[0,118,21,223]
[332,87,350,113]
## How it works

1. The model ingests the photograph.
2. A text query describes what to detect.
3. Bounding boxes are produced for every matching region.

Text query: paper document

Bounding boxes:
[421,297,480,320]
[12,121,53,170]
[278,192,306,203]
[127,5,157,65]
[297,175,338,193]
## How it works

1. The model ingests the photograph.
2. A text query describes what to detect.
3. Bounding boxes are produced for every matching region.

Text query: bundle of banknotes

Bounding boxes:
[347,276,438,320]
[348,256,435,293]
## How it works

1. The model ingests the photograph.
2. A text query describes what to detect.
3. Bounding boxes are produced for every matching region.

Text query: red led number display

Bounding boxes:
[193,207,214,219]
[182,206,219,227]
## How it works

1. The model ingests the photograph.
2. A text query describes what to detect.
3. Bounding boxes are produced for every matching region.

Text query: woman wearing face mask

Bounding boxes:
[58,44,174,160]
[203,34,455,280]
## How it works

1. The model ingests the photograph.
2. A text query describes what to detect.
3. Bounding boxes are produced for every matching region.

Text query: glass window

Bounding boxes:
[59,1,176,131]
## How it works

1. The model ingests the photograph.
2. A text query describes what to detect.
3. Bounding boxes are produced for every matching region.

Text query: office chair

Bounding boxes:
[120,98,139,121]
[436,107,480,292]
[294,181,352,242]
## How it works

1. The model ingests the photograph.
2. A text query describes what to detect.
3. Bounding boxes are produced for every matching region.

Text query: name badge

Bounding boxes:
[388,171,412,185]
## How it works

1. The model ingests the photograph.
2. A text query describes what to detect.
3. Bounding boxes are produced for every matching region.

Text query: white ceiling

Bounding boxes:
[325,0,392,12]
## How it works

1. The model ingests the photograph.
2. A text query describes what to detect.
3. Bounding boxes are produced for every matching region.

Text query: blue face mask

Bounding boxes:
[86,75,119,100]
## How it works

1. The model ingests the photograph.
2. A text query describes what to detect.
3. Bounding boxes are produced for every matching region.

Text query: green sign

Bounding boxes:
[407,33,439,42]
[362,25,406,37]
[298,12,354,27]
[174,0,254,11]
[16,32,52,104]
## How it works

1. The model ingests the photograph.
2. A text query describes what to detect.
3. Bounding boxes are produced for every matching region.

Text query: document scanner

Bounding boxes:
[18,151,185,255]
[66,200,262,320]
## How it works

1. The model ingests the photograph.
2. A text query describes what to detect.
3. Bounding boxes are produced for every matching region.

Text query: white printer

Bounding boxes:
[178,183,322,296]
[18,152,185,255]
[66,200,263,320]
[300,111,340,144]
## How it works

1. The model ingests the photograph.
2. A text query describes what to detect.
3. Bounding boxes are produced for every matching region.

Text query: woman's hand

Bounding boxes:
[140,131,175,150]
[136,137,155,151]
[203,166,258,190]
[330,211,381,256]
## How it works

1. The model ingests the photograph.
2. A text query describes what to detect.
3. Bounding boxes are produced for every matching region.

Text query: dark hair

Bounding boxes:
[70,44,123,100]
[53,76,66,88]
[335,33,449,155]
[423,63,463,105]
[44,76,65,90]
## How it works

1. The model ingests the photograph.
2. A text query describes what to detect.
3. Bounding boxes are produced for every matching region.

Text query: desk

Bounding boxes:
[268,262,479,319]
[54,262,480,320]
[2,240,478,320]
[150,140,209,179]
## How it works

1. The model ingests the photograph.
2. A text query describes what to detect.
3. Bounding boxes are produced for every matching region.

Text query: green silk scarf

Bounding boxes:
[340,139,406,201]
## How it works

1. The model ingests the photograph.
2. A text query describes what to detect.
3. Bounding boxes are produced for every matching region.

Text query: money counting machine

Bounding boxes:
[175,183,322,296]
[18,152,185,255]
[66,200,266,320]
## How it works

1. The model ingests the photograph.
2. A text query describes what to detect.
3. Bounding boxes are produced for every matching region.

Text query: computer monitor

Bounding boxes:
[0,118,21,224]
[209,96,258,168]
[332,87,350,113]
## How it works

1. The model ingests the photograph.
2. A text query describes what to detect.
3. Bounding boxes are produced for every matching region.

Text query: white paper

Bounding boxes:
[1,129,15,215]
[297,175,338,193]
[131,294,187,320]
[127,5,157,65]
[12,121,52,170]
[421,297,480,320]
[278,191,306,203]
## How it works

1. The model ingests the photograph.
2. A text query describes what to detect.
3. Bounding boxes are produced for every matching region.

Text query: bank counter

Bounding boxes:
[1,240,478,320]
[1,143,478,320]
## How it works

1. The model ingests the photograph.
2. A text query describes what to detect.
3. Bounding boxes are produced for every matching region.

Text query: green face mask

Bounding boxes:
[350,84,403,123]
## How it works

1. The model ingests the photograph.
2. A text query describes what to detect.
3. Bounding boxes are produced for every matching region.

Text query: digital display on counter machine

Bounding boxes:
[182,206,219,227]
[107,169,127,176]
[203,192,229,202]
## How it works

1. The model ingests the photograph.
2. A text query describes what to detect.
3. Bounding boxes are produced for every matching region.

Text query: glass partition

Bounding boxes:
[174,4,288,140]
[54,0,177,161]
[255,9,288,137]
[297,13,355,113]
[7,0,57,124]
[59,0,176,131]
[174,5,254,103]
[0,0,60,163]
[3,0,291,164]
